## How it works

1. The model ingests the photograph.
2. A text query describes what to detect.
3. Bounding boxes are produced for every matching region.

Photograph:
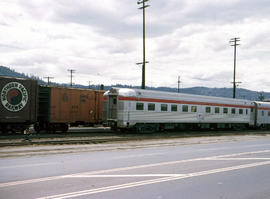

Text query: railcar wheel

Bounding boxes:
[232,124,247,131]
[120,128,128,133]
[34,123,41,133]
[61,124,69,133]
[135,124,158,133]
[0,125,7,135]
[45,124,56,133]
[6,129,15,135]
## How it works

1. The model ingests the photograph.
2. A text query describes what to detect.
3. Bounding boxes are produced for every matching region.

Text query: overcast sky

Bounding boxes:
[0,0,270,91]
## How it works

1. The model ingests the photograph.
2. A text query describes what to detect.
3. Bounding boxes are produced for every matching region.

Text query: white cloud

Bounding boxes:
[0,0,270,91]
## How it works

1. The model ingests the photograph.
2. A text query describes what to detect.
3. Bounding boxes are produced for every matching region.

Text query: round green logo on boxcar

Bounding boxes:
[1,82,28,112]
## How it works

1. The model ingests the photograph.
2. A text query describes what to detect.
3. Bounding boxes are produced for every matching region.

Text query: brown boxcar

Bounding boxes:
[35,86,104,132]
[0,76,38,133]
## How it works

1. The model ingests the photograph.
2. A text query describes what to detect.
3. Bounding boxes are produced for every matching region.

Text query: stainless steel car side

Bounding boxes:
[103,87,270,132]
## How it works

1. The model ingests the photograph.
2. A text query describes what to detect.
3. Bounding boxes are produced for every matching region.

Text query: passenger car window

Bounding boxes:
[191,106,197,112]
[239,109,243,114]
[136,103,144,110]
[206,107,211,113]
[148,103,155,111]
[171,105,177,112]
[161,104,168,111]
[215,107,220,114]
[223,108,228,114]
[182,105,188,112]
[232,108,236,114]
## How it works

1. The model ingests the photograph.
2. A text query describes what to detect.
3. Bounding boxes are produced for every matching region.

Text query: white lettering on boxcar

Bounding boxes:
[1,82,28,112]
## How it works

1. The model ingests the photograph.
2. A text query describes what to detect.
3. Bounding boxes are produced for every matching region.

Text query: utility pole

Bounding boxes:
[67,69,75,87]
[88,81,91,89]
[230,37,240,98]
[177,76,181,93]
[137,0,150,89]
[43,76,54,86]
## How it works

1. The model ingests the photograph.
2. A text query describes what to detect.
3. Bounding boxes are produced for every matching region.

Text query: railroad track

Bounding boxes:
[0,127,270,147]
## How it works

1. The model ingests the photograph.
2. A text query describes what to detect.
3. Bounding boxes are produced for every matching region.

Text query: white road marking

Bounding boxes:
[0,149,270,188]
[0,162,58,169]
[68,149,270,176]
[0,176,67,188]
[65,174,185,178]
[210,157,270,161]
[36,160,270,199]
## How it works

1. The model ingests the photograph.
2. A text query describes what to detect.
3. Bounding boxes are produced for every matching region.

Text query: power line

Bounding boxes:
[230,37,240,99]
[67,69,75,87]
[137,0,150,89]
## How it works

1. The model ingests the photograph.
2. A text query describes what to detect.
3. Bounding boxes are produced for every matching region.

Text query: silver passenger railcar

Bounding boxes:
[103,88,270,132]
[253,101,270,128]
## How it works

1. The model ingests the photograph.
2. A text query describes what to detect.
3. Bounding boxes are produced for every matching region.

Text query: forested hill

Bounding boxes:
[0,65,269,100]
[0,65,33,79]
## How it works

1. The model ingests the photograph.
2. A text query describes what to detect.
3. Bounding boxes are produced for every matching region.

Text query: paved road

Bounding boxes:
[1,135,270,199]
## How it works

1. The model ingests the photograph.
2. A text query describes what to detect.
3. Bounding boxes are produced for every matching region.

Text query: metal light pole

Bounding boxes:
[137,0,150,89]
[230,37,240,98]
